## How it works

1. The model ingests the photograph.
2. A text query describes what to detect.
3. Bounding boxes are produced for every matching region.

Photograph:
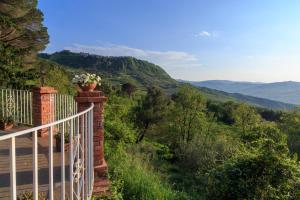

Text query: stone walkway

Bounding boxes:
[0,127,69,199]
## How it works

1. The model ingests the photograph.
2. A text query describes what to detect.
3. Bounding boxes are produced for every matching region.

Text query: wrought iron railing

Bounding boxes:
[0,89,33,125]
[0,89,77,127]
[52,93,78,121]
[0,103,95,199]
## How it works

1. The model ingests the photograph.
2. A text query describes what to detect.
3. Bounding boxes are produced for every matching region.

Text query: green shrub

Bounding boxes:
[107,148,189,200]
[206,124,300,200]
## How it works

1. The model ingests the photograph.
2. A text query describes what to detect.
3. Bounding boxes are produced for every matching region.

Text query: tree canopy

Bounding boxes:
[0,0,49,88]
[0,0,49,66]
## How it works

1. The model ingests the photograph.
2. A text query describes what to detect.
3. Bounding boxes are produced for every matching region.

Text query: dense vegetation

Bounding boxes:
[0,0,49,88]
[101,85,300,200]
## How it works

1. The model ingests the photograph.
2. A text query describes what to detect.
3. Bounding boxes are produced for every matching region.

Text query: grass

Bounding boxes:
[105,145,190,200]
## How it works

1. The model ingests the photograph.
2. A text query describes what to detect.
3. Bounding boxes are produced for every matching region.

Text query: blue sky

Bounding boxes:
[39,0,300,82]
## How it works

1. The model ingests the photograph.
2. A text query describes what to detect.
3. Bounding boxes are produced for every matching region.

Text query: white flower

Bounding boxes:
[72,73,102,86]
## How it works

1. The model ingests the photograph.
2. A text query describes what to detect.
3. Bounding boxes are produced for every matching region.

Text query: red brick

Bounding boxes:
[32,87,57,137]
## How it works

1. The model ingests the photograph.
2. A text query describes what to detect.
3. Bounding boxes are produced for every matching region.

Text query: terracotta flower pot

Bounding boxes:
[0,122,13,131]
[79,83,97,92]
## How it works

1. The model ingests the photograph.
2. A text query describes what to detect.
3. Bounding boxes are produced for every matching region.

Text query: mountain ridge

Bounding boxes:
[186,80,300,105]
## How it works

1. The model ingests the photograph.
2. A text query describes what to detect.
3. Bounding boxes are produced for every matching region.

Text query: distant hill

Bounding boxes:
[40,51,295,110]
[39,50,178,92]
[187,80,300,105]
[197,87,295,110]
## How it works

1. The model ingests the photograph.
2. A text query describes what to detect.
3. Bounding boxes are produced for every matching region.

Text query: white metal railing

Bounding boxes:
[0,89,33,125]
[0,103,95,200]
[51,93,78,121]
[0,89,78,127]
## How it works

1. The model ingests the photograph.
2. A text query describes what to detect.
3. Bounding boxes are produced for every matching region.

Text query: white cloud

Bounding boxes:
[198,31,211,37]
[65,43,202,78]
[195,31,219,38]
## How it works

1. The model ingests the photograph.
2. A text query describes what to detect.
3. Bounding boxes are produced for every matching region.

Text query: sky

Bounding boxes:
[38,0,300,82]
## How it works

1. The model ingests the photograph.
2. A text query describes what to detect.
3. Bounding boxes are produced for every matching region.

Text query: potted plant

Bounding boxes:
[72,73,101,91]
[55,132,71,152]
[0,116,14,130]
[17,191,46,200]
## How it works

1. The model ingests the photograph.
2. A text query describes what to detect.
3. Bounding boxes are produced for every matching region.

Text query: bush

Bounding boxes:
[206,151,300,200]
[107,147,188,200]
[206,124,300,200]
[177,133,239,174]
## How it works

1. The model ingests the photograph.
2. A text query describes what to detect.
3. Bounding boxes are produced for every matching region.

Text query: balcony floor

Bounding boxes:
[0,127,70,199]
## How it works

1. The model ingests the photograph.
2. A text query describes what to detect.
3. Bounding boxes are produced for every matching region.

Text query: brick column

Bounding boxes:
[32,87,57,137]
[75,90,110,194]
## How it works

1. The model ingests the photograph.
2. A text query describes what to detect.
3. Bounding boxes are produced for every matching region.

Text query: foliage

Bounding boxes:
[233,103,262,134]
[279,110,300,156]
[54,131,70,143]
[0,0,48,89]
[206,121,300,200]
[99,80,114,95]
[206,101,238,124]
[168,85,206,145]
[206,146,300,200]
[104,94,138,147]
[133,86,171,143]
[177,127,239,173]
[121,82,137,97]
[0,115,14,124]
[106,146,189,200]
[0,0,49,66]
[17,191,46,200]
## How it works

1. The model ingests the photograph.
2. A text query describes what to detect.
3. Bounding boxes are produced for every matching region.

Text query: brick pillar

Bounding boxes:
[75,90,110,194]
[32,87,57,137]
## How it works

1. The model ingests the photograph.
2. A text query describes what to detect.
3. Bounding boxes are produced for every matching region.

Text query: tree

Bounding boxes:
[233,103,261,134]
[98,80,114,95]
[206,101,238,124]
[133,86,170,143]
[279,110,300,156]
[169,85,206,145]
[206,123,300,200]
[0,0,49,66]
[121,82,137,97]
[0,0,49,88]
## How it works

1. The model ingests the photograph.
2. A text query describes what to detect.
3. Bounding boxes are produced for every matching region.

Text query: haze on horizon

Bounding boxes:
[39,0,300,83]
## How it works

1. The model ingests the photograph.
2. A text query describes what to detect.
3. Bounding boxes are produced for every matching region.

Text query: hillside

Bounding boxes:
[40,51,295,110]
[39,50,179,92]
[188,80,300,105]
[197,87,295,110]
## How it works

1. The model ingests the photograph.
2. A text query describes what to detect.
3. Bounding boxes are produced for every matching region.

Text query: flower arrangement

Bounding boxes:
[72,73,101,86]
[72,73,101,91]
